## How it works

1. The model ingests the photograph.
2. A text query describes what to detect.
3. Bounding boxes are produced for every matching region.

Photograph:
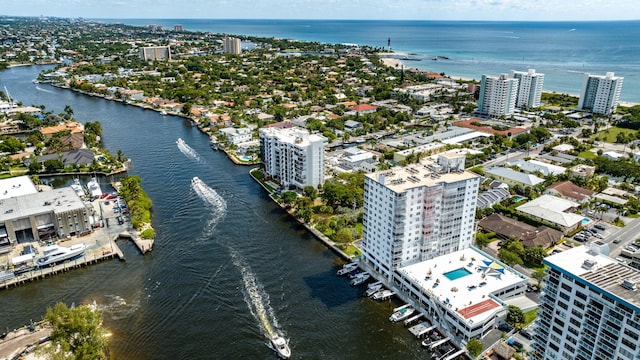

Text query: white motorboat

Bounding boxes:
[389,307,415,322]
[350,272,370,286]
[365,283,383,297]
[161,110,167,116]
[372,289,395,300]
[176,138,185,146]
[270,335,291,359]
[87,177,102,198]
[71,178,86,198]
[37,244,86,267]
[336,262,358,276]
[192,176,202,186]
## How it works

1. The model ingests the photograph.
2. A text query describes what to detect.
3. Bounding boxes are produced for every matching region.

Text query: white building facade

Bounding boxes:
[509,69,545,108]
[477,74,519,117]
[533,244,640,360]
[578,72,624,115]
[259,127,326,189]
[362,154,481,280]
[223,37,242,55]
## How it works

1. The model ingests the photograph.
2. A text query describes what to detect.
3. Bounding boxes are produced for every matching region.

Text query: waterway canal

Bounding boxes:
[0,65,427,359]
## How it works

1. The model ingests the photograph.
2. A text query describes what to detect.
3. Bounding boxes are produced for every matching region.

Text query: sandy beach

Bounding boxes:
[380,57,406,70]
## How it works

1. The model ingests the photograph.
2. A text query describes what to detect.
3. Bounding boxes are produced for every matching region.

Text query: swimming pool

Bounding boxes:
[443,268,472,281]
[582,218,590,225]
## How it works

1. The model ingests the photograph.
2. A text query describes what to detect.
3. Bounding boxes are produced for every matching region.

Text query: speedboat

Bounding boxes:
[350,273,370,286]
[389,307,415,322]
[372,289,395,300]
[336,262,358,276]
[270,335,291,359]
[71,179,86,198]
[87,177,102,198]
[365,283,383,297]
[192,176,202,186]
[176,138,185,146]
[37,244,86,267]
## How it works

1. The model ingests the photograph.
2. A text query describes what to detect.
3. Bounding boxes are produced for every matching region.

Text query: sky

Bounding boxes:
[1,0,639,21]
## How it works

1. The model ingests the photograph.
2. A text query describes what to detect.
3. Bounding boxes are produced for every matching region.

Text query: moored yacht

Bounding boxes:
[87,177,102,198]
[389,306,415,322]
[336,262,358,276]
[270,335,291,359]
[37,244,87,267]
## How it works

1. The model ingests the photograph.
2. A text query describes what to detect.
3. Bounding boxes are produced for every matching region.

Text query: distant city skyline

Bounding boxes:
[2,0,639,21]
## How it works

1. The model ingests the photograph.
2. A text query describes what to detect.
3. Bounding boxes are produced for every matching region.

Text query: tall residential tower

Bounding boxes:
[533,243,640,360]
[578,72,624,115]
[477,74,519,117]
[362,153,480,280]
[509,69,545,108]
[259,126,326,189]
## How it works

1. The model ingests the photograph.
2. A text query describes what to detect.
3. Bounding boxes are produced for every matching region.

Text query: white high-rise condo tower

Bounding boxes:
[477,74,519,117]
[578,72,624,115]
[259,126,326,189]
[509,69,545,108]
[532,243,640,360]
[362,153,481,280]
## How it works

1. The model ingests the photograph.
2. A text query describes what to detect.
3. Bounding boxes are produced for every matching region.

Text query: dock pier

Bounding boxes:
[0,242,124,291]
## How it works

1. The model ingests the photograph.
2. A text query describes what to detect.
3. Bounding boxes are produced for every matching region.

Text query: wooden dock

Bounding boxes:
[0,245,123,291]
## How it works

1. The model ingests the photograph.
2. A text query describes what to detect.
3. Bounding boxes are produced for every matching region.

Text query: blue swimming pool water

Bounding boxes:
[582,218,589,225]
[444,268,472,281]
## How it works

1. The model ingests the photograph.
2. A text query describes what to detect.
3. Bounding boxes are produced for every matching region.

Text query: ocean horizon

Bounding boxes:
[100,18,640,103]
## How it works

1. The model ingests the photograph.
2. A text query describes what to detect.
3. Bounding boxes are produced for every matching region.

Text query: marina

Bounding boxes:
[2,64,433,359]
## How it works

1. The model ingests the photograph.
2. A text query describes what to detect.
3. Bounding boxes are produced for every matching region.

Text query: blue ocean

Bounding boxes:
[103,19,640,102]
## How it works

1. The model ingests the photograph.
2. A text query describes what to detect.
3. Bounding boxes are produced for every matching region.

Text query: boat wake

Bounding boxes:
[176,138,202,162]
[230,249,285,343]
[35,85,53,93]
[95,294,142,321]
[191,177,227,232]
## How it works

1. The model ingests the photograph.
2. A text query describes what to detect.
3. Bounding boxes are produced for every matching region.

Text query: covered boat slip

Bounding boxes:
[408,321,437,338]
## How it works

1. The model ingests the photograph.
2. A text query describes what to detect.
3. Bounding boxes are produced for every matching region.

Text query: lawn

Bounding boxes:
[577,150,597,159]
[591,127,637,143]
[523,309,538,326]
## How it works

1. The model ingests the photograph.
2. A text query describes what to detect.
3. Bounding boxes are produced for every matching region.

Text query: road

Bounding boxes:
[605,217,640,257]
[0,326,51,360]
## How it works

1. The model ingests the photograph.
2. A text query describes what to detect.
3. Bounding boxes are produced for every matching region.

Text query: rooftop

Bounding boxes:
[545,246,640,310]
[398,248,527,325]
[366,158,478,193]
[0,187,86,222]
[0,175,39,200]
[516,195,584,228]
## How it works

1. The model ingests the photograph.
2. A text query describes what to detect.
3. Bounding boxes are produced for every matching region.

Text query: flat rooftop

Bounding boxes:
[366,159,478,192]
[545,246,640,310]
[0,175,39,200]
[398,248,527,325]
[0,187,85,222]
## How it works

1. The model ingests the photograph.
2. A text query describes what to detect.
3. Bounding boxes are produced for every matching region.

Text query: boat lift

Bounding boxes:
[393,303,411,313]
[408,322,436,339]
[367,281,382,290]
[428,337,450,350]
[442,349,465,360]
[404,313,424,326]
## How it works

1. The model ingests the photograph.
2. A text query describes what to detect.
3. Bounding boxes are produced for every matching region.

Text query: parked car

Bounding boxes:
[508,339,524,350]
[613,238,621,244]
[498,323,514,332]
[520,329,534,340]
[595,224,606,231]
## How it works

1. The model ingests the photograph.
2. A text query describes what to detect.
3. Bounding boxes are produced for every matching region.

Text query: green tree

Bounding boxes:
[466,338,484,358]
[281,191,298,208]
[42,302,108,360]
[506,305,525,327]
[28,160,42,174]
[498,249,523,266]
[44,158,65,173]
[531,268,546,287]
[335,228,353,243]
[523,246,547,267]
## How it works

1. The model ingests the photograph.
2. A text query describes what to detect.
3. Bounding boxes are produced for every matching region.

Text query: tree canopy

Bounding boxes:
[43,302,109,360]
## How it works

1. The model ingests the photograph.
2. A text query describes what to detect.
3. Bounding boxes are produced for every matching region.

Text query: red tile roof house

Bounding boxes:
[544,181,595,204]
[349,103,378,115]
